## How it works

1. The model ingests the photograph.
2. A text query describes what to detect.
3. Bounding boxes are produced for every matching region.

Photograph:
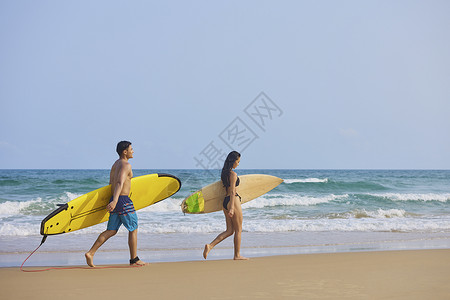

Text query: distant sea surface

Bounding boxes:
[1,169,449,267]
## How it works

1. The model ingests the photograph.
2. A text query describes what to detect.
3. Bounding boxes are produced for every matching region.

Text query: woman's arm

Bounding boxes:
[228,171,238,217]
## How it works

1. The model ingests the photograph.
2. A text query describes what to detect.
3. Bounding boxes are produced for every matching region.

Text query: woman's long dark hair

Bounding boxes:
[221,151,241,188]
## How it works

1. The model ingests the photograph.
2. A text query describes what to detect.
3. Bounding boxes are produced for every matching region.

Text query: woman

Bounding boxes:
[203,151,248,260]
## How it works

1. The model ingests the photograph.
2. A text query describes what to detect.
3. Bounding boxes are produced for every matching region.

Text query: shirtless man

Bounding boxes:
[85,141,146,267]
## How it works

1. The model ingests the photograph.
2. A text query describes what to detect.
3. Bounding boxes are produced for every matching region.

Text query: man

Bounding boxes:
[85,141,146,267]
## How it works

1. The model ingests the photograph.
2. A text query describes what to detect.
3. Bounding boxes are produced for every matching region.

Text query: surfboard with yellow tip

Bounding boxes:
[181,174,283,214]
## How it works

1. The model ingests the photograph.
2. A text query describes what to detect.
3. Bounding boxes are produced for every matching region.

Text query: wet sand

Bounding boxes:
[3,249,450,299]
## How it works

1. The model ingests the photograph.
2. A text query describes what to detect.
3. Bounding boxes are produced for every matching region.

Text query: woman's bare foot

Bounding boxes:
[234,256,249,260]
[85,252,95,267]
[203,244,212,259]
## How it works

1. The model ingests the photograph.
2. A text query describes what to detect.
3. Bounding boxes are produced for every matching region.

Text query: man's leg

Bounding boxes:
[85,229,117,267]
[129,229,138,259]
[128,229,146,265]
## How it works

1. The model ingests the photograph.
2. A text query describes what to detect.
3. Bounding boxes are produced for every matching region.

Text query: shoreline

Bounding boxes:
[2,231,450,268]
[4,249,450,299]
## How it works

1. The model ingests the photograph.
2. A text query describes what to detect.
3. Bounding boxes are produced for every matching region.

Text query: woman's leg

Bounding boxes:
[231,204,248,260]
[203,210,234,259]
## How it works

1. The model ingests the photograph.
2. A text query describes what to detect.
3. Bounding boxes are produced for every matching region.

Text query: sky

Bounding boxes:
[1,0,449,169]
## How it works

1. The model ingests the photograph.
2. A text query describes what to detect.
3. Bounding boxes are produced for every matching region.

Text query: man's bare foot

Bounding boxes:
[203,244,212,259]
[234,256,249,260]
[130,259,147,266]
[85,252,95,267]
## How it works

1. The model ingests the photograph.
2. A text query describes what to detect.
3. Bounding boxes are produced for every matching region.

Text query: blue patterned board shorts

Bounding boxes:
[107,211,138,231]
[107,195,138,232]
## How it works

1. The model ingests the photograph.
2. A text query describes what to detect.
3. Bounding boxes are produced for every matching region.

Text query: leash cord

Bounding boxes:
[20,235,144,272]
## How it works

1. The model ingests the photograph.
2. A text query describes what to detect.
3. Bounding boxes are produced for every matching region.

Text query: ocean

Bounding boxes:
[1,169,449,267]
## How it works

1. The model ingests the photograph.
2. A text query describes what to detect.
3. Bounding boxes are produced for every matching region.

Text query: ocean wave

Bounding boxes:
[242,218,450,233]
[281,179,389,193]
[284,178,329,184]
[0,179,22,187]
[0,192,350,217]
[89,217,450,234]
[243,194,348,208]
[2,214,450,236]
[52,178,102,186]
[327,209,411,219]
[0,198,44,217]
[371,193,450,202]
[0,192,81,217]
[142,194,344,212]
[0,223,40,236]
[140,198,183,212]
[63,192,83,201]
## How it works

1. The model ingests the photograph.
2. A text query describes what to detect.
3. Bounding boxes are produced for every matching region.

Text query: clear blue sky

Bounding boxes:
[1,1,449,169]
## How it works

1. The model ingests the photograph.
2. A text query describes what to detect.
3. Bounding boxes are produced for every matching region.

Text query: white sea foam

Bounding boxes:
[366,209,407,218]
[372,193,450,202]
[140,198,183,212]
[0,223,40,236]
[135,216,450,234]
[0,192,82,217]
[1,190,449,237]
[329,209,408,219]
[243,217,450,233]
[284,178,328,184]
[1,213,450,236]
[64,191,82,201]
[141,194,344,213]
[243,194,348,208]
[0,198,43,217]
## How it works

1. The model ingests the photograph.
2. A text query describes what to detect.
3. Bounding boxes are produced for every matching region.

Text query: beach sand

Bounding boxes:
[2,249,449,300]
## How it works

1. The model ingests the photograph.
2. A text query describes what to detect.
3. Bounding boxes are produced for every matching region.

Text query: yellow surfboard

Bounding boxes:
[181,174,283,214]
[41,173,181,235]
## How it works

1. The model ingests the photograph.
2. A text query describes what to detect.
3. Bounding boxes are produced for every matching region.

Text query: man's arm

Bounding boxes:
[107,163,131,212]
[109,166,114,185]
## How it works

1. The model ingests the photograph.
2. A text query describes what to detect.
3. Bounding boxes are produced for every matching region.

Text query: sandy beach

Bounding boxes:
[2,249,449,300]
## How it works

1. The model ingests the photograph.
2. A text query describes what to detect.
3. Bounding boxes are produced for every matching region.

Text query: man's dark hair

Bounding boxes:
[116,141,132,156]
